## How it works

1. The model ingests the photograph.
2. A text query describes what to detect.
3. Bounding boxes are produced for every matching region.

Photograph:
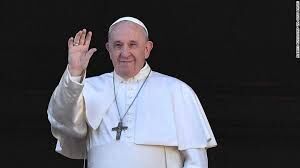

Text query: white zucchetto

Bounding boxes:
[109,16,148,37]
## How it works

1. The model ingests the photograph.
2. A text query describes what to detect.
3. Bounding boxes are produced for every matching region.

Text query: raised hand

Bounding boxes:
[67,29,97,76]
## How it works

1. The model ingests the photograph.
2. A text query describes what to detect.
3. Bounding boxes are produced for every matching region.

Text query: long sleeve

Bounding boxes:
[47,66,88,159]
[181,148,208,168]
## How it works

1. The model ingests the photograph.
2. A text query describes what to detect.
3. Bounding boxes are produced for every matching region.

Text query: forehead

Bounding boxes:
[109,21,147,41]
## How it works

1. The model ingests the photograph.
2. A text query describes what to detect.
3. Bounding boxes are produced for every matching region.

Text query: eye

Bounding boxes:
[129,42,137,48]
[114,43,122,49]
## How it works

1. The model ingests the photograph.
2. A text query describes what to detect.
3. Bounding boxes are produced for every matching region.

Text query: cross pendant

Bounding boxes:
[112,121,128,140]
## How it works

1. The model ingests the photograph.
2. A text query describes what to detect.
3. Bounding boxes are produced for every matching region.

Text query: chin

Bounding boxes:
[117,68,135,78]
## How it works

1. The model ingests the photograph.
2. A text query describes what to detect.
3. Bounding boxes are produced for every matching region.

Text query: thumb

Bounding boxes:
[86,48,97,60]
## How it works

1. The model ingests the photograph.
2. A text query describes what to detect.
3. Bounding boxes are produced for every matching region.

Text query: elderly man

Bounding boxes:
[47,16,217,168]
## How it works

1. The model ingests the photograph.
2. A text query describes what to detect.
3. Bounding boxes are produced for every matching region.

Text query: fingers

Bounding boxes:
[79,29,87,45]
[84,31,92,46]
[68,37,74,48]
[71,29,92,47]
[74,30,82,45]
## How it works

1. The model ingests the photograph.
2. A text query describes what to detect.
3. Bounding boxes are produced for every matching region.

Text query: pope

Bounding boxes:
[47,16,217,168]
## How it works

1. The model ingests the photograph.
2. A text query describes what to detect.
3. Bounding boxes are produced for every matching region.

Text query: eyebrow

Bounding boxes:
[129,40,138,44]
[112,41,122,44]
[112,40,139,44]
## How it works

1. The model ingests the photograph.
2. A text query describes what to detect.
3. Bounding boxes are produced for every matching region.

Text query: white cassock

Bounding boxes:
[47,63,217,168]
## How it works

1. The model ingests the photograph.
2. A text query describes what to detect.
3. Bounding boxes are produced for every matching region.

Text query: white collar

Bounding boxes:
[113,62,151,83]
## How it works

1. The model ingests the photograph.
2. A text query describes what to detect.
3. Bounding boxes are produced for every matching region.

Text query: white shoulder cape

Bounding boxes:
[83,71,217,150]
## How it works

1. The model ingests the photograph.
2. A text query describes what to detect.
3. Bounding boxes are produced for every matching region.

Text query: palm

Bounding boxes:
[68,45,89,69]
[67,29,97,76]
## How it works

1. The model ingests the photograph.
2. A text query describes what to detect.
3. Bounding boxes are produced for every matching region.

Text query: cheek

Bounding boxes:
[110,51,119,60]
[137,50,147,60]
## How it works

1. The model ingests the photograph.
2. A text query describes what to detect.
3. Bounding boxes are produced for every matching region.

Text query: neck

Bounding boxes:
[117,72,137,80]
[115,62,147,81]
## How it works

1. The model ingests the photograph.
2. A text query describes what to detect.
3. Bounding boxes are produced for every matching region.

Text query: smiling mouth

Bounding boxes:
[119,60,134,63]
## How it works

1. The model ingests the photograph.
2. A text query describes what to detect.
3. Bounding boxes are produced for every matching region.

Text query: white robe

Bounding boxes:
[47,63,217,167]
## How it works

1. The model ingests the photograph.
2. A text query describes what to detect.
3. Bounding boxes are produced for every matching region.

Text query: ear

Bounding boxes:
[105,42,112,60]
[144,41,153,59]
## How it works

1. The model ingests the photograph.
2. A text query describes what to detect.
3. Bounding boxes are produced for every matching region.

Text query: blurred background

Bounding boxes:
[1,0,298,167]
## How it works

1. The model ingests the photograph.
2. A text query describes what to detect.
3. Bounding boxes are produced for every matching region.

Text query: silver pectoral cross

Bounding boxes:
[112,122,128,140]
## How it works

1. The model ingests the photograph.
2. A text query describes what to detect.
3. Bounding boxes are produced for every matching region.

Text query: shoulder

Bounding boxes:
[150,71,200,101]
[150,71,180,84]
[150,71,194,91]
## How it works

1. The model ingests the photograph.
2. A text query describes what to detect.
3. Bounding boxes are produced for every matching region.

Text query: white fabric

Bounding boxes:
[86,63,151,147]
[47,67,87,159]
[47,63,216,167]
[69,65,209,168]
[87,142,183,168]
[70,75,82,83]
[109,16,148,37]
[81,63,217,149]
[182,149,208,168]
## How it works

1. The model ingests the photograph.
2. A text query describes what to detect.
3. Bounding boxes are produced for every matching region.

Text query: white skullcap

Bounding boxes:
[109,16,148,37]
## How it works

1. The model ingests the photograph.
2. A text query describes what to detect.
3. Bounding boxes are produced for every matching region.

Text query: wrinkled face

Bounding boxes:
[106,21,153,79]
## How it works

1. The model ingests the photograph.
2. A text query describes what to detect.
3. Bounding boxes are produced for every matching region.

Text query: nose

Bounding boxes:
[120,46,131,58]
